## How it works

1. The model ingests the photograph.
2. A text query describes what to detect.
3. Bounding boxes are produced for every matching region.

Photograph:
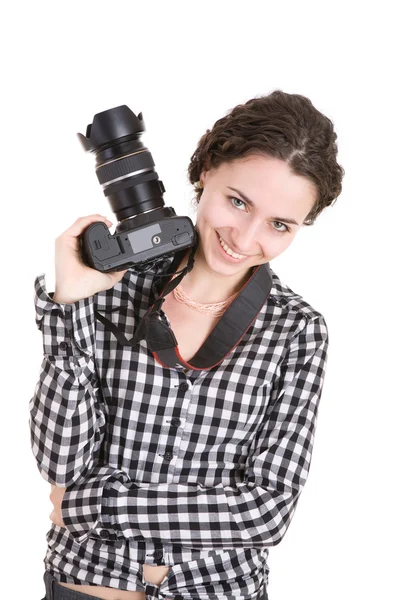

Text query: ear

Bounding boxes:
[199,169,209,187]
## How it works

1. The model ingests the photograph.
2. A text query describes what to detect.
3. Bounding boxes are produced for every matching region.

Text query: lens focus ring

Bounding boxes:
[96,150,155,186]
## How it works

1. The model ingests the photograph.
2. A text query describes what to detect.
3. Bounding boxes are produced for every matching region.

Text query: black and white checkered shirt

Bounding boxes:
[29,255,329,600]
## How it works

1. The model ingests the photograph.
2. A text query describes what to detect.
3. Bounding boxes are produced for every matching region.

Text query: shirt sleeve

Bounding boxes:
[61,314,329,548]
[28,273,107,487]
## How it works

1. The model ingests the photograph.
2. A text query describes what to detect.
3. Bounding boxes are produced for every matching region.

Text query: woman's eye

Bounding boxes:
[230,197,247,210]
[230,197,290,234]
[272,221,290,233]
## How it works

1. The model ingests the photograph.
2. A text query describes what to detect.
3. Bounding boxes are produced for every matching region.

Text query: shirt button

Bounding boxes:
[170,418,181,428]
[154,549,163,559]
[99,530,109,540]
[164,452,174,461]
[59,341,68,351]
[179,382,189,392]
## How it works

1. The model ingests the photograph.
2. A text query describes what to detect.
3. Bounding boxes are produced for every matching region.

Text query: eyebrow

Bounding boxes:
[226,186,300,226]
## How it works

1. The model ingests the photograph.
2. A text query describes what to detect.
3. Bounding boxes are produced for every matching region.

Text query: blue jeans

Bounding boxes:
[42,570,268,600]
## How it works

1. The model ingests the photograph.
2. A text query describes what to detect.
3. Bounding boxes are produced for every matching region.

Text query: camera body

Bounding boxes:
[80,210,194,273]
[77,105,197,273]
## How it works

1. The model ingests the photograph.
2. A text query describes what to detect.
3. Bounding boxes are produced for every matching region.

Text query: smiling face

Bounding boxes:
[194,154,317,281]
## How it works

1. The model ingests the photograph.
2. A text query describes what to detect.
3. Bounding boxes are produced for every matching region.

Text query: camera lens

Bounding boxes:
[77,106,165,222]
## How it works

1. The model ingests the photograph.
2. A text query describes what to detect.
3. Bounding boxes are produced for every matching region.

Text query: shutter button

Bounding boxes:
[179,382,189,392]
[60,341,68,351]
[170,418,181,427]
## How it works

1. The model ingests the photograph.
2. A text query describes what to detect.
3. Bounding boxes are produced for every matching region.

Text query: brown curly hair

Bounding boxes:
[188,90,345,226]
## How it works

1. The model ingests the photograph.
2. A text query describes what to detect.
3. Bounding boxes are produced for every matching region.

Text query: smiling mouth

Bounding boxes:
[217,233,249,260]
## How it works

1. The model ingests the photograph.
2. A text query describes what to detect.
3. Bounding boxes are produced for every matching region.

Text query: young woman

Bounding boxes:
[30,90,344,600]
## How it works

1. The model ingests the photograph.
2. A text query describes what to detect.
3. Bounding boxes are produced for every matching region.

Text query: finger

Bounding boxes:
[111,268,129,279]
[61,215,112,239]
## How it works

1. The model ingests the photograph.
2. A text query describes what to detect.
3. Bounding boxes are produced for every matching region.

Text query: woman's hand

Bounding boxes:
[49,485,66,527]
[53,214,129,304]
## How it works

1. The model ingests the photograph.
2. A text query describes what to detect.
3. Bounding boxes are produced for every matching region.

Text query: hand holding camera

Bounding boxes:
[53,214,129,304]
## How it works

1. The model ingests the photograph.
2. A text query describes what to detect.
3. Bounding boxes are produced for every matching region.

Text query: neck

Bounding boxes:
[175,245,252,304]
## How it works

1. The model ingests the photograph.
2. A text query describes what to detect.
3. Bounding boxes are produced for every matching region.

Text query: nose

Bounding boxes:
[231,220,263,255]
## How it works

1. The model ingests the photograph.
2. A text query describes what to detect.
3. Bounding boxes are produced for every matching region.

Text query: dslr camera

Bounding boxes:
[77,105,197,273]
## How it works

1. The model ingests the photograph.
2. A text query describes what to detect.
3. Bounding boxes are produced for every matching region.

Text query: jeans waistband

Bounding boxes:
[43,569,268,600]
[43,571,105,600]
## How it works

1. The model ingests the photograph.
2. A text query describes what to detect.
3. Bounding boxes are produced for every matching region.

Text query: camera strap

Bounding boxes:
[94,247,273,371]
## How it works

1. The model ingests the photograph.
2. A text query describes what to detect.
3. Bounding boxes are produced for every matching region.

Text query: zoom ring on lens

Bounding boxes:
[96,150,155,186]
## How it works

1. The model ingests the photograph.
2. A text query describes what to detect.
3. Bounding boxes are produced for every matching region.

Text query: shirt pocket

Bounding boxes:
[160,547,267,599]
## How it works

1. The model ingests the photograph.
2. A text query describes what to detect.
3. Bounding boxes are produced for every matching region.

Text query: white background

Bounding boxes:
[1,1,399,599]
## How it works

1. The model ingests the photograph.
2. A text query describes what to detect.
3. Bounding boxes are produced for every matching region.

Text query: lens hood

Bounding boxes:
[77,105,145,153]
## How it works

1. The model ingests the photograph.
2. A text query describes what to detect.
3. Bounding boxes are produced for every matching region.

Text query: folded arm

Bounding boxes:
[61,314,329,549]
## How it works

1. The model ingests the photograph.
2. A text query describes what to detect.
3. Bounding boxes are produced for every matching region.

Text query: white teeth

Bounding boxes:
[218,236,245,259]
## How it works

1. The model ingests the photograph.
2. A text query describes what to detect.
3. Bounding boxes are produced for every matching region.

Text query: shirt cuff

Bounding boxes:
[34,273,97,358]
[61,465,131,544]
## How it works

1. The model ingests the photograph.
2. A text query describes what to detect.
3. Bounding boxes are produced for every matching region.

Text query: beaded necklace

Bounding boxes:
[173,283,239,317]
